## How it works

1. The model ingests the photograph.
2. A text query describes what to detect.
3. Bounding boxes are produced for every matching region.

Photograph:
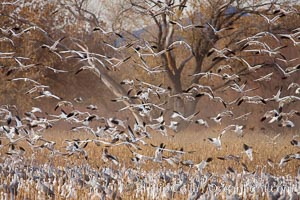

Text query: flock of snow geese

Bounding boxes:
[0,1,300,200]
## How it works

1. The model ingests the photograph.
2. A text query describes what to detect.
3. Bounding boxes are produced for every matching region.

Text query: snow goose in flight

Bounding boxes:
[287,82,300,94]
[133,43,174,57]
[41,37,66,59]
[235,34,261,45]
[271,90,300,112]
[8,26,47,37]
[239,58,266,72]
[129,148,152,164]
[167,121,179,132]
[33,90,62,100]
[254,31,280,42]
[195,118,209,128]
[120,78,134,87]
[207,130,226,150]
[169,20,204,31]
[266,158,275,168]
[241,40,266,51]
[130,155,145,169]
[102,148,119,166]
[31,106,42,113]
[253,72,273,82]
[259,13,284,25]
[216,64,232,73]
[207,47,235,58]
[54,101,74,111]
[276,57,300,65]
[185,83,214,95]
[285,64,300,73]
[265,133,281,145]
[278,154,293,168]
[75,63,101,77]
[278,119,295,128]
[228,81,259,94]
[75,43,107,72]
[103,40,133,51]
[151,143,165,163]
[6,144,26,156]
[260,109,279,123]
[275,63,300,78]
[168,92,196,101]
[195,91,227,108]
[25,84,49,95]
[243,144,253,161]
[167,40,194,55]
[190,71,222,80]
[107,118,126,129]
[0,36,14,46]
[278,110,300,121]
[44,66,68,73]
[222,124,245,137]
[6,58,40,75]
[74,96,83,103]
[206,22,234,35]
[233,124,245,137]
[24,107,42,119]
[133,58,167,74]
[233,112,252,121]
[222,73,241,82]
[235,95,266,106]
[1,0,21,5]
[92,26,123,38]
[86,104,97,110]
[150,144,195,155]
[194,157,213,173]
[171,110,200,122]
[2,127,26,145]
[210,110,233,124]
[64,139,89,160]
[152,111,164,124]
[9,77,40,85]
[279,33,300,46]
[244,45,286,57]
[290,139,300,148]
[135,78,170,96]
[217,154,241,163]
[0,107,13,125]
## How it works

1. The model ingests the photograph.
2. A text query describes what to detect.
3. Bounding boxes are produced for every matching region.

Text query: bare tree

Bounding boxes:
[1,0,299,132]
[85,0,299,130]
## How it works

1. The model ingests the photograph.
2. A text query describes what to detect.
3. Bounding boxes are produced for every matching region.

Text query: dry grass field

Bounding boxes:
[53,128,300,174]
[1,127,299,200]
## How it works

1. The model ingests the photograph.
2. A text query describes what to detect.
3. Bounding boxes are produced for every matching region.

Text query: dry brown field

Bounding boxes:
[1,127,299,200]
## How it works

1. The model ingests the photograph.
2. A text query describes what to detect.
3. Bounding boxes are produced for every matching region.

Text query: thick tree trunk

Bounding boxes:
[173,97,200,132]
